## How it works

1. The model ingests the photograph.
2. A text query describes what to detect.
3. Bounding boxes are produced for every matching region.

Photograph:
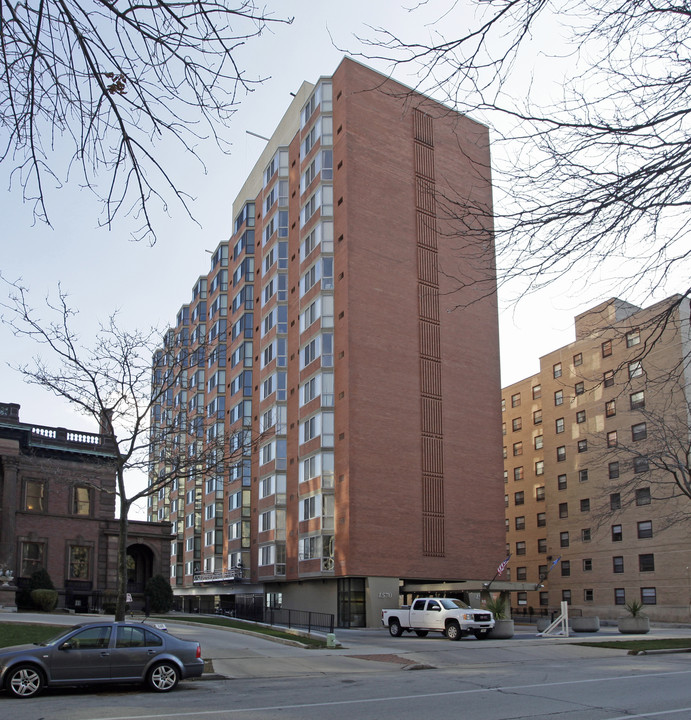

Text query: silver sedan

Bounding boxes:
[0,621,204,698]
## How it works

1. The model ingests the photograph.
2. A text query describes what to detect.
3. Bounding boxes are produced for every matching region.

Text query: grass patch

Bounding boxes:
[577,638,691,652]
[153,615,327,648]
[0,623,64,649]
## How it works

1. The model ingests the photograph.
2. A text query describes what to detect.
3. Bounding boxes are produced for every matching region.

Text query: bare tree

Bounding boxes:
[1,0,291,242]
[360,1,691,305]
[0,276,263,619]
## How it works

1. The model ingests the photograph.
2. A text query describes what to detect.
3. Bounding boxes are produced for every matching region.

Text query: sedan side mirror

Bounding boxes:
[59,641,74,650]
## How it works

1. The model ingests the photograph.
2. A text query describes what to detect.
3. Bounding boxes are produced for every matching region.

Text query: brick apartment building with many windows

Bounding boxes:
[502,295,691,622]
[148,58,507,626]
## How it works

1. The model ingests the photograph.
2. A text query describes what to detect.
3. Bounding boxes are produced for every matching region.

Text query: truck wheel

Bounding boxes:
[389,619,403,637]
[415,630,428,637]
[474,630,489,640]
[445,621,462,641]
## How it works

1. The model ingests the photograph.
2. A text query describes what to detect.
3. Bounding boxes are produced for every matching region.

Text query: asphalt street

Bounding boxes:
[2,613,691,719]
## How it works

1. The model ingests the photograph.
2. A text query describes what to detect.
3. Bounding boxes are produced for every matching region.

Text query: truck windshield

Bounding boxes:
[440,598,470,610]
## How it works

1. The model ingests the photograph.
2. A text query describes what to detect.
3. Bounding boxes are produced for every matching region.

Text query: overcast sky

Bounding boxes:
[0,1,679,438]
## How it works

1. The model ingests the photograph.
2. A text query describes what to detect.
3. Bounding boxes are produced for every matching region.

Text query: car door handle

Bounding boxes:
[147,649,157,655]
[100,652,110,657]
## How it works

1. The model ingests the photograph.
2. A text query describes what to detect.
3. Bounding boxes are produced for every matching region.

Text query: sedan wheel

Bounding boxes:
[7,665,44,699]
[148,662,180,692]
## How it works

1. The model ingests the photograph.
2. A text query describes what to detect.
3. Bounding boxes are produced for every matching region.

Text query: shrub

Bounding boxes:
[485,594,508,619]
[31,588,58,612]
[145,575,174,614]
[30,568,55,591]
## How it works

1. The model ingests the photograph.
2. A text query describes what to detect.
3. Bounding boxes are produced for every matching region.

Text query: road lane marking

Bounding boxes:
[78,669,691,720]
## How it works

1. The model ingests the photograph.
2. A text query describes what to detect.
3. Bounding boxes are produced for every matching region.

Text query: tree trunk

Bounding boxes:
[115,472,130,622]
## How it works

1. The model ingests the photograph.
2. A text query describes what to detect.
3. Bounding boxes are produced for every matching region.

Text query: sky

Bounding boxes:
[0,2,681,449]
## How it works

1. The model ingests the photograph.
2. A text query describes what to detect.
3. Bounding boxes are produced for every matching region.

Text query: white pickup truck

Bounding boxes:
[381,597,495,641]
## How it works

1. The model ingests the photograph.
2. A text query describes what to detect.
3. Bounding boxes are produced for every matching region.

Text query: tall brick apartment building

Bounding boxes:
[148,58,506,626]
[502,295,691,622]
[0,402,171,611]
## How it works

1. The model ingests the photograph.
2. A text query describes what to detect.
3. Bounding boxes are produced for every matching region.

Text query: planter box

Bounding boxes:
[572,616,600,633]
[488,619,514,639]
[536,617,551,632]
[618,616,650,634]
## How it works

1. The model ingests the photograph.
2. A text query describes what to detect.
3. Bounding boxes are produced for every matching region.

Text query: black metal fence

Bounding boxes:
[230,597,334,634]
[263,607,335,634]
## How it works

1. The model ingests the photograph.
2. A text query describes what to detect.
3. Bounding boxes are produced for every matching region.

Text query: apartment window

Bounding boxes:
[576,410,586,423]
[626,329,641,347]
[605,399,616,417]
[562,589,572,604]
[501,399,506,412]
[514,491,525,506]
[556,446,566,462]
[575,381,585,396]
[535,460,544,476]
[560,531,569,548]
[511,392,521,408]
[609,461,620,479]
[613,556,624,573]
[636,487,651,506]
[20,541,45,576]
[553,362,562,379]
[513,466,524,481]
[536,486,545,501]
[628,360,643,379]
[533,409,542,425]
[579,469,589,482]
[515,516,526,531]
[637,520,653,539]
[582,528,591,542]
[68,545,90,580]
[639,554,655,572]
[641,588,657,605]
[561,560,571,577]
[532,384,542,399]
[634,457,650,473]
[604,370,614,387]
[516,592,528,606]
[538,538,547,553]
[612,524,623,542]
[513,442,523,456]
[516,541,526,555]
[614,588,626,605]
[516,566,527,581]
[24,480,45,512]
[503,446,507,459]
[539,591,549,607]
[580,498,590,512]
[632,422,647,441]
[584,589,594,602]
[583,558,592,571]
[534,435,544,450]
[537,512,546,527]
[554,389,563,406]
[630,390,645,410]
[512,417,522,431]
[502,422,506,436]
[573,352,583,366]
[72,487,91,516]
[559,502,568,518]
[558,474,567,490]
[578,439,588,453]
[555,417,565,434]
[504,471,508,484]
[610,492,621,510]
[601,339,612,357]
[607,430,618,447]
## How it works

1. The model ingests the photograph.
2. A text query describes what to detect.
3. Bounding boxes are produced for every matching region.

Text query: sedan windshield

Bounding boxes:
[35,625,82,646]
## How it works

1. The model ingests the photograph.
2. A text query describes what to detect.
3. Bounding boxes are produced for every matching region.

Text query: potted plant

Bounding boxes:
[618,600,650,634]
[485,595,515,639]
